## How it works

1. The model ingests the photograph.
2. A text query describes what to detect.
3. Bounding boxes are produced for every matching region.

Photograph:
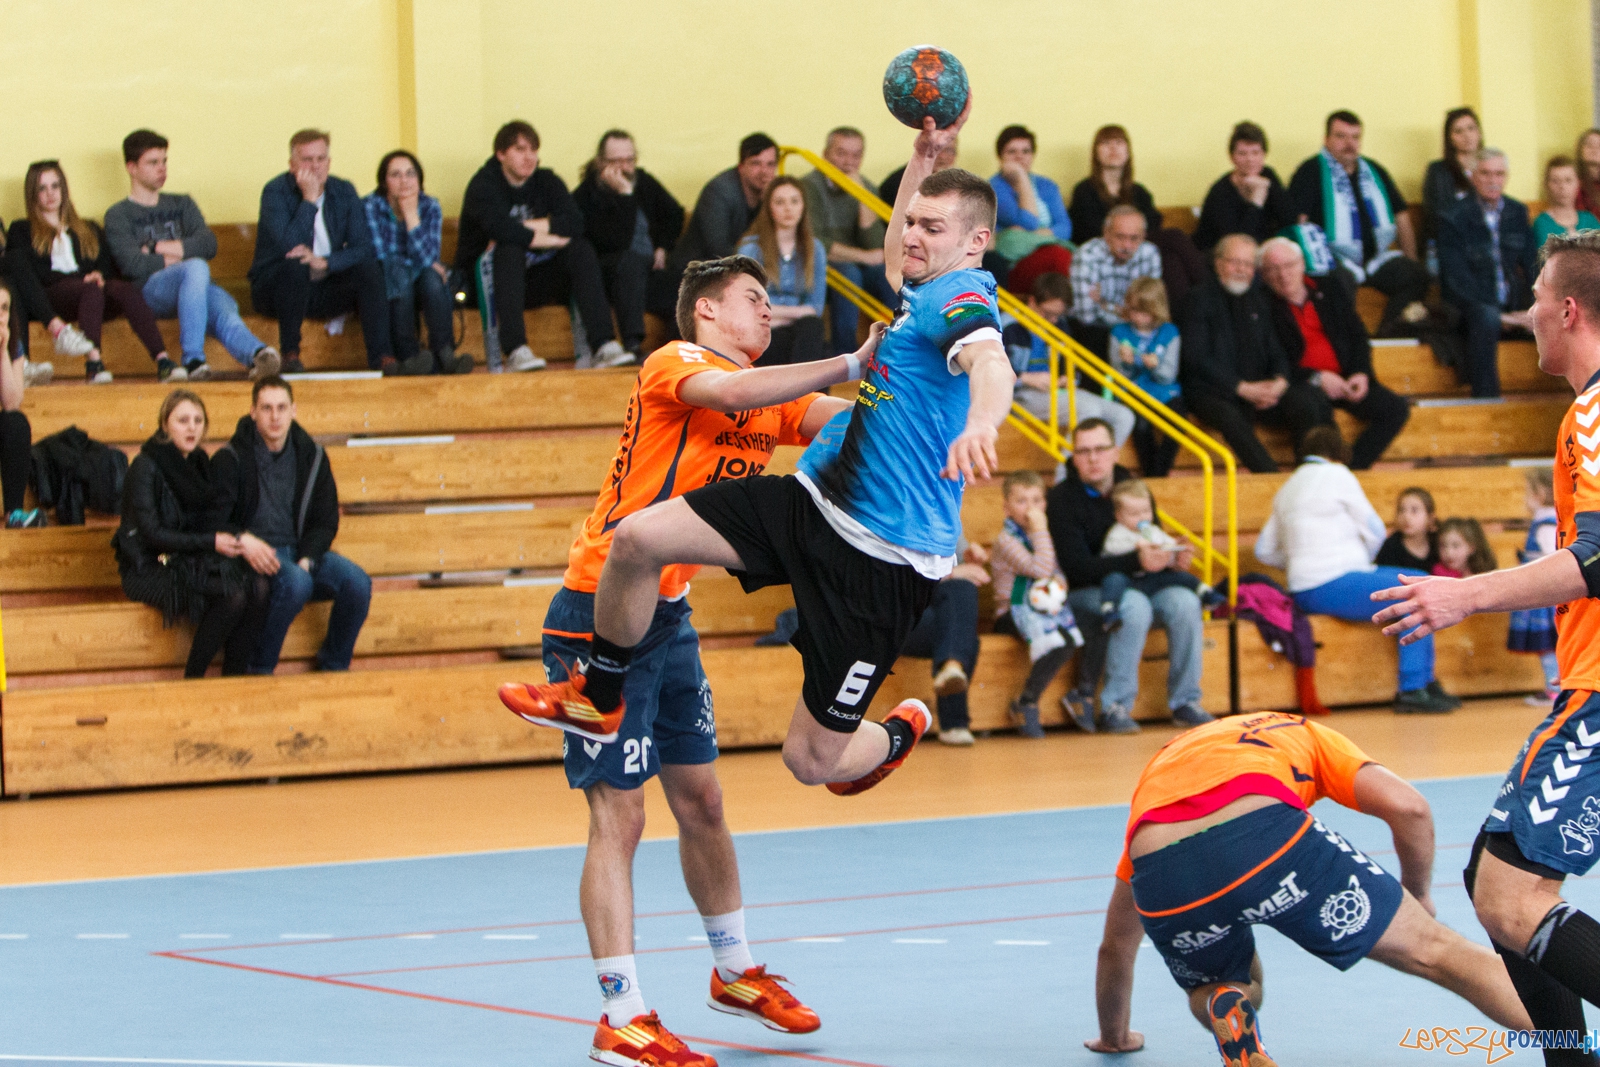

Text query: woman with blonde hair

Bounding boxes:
[735,175,826,364]
[6,160,171,383]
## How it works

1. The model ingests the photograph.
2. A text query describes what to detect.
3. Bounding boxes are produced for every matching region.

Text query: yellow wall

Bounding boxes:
[0,0,1589,229]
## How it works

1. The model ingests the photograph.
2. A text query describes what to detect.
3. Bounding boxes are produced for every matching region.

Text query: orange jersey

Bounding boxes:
[1554,378,1600,690]
[1115,712,1375,880]
[564,341,822,599]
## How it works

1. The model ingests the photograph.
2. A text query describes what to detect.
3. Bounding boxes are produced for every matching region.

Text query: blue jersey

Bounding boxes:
[797,267,1000,555]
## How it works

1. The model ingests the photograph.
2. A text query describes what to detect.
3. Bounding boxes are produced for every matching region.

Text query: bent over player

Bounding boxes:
[1374,232,1600,1064]
[502,255,868,1067]
[504,96,1017,797]
[1088,713,1529,1066]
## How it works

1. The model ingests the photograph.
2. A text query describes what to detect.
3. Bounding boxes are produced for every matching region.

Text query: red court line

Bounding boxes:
[317,907,1110,978]
[155,950,903,1067]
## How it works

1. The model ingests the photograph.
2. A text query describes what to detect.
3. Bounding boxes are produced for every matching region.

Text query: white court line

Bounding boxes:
[178,935,229,940]
[790,937,845,943]
[74,934,128,940]
[0,934,26,940]
[892,938,947,944]
[994,939,1050,946]
[686,935,708,942]
[278,934,332,940]
[0,1057,420,1067]
[396,934,434,940]
[482,934,538,940]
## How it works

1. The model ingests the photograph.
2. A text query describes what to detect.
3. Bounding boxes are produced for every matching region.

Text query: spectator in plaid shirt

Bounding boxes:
[363,150,468,376]
[1068,205,1162,358]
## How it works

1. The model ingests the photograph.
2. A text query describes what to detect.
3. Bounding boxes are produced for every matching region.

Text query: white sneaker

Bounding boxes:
[591,340,636,369]
[87,366,114,384]
[184,362,212,382]
[938,728,976,746]
[506,345,547,372]
[22,359,53,386]
[324,314,348,336]
[53,324,95,357]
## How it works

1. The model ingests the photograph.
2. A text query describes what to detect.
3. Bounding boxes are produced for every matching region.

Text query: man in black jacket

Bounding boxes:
[1261,236,1410,469]
[571,130,685,357]
[1436,148,1536,398]
[1045,418,1213,735]
[1181,234,1333,473]
[208,375,370,674]
[454,120,626,371]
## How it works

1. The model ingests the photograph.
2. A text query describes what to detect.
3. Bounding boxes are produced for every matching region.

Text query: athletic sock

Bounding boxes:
[1528,903,1600,1010]
[1020,646,1071,704]
[594,954,647,1024]
[583,634,635,713]
[701,909,757,981]
[1492,939,1596,1066]
[881,716,916,763]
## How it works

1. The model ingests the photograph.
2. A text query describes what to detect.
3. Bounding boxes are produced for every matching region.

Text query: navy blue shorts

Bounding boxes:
[1482,688,1600,877]
[542,587,718,791]
[1130,803,1405,990]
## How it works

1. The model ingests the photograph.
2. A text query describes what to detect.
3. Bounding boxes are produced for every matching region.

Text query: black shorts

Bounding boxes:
[683,474,938,732]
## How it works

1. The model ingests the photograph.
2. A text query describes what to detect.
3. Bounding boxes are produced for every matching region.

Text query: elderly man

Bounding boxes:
[1045,417,1214,735]
[1436,147,1536,398]
[1261,237,1410,468]
[1181,234,1333,473]
[1068,204,1162,357]
[803,126,897,354]
[1289,110,1431,337]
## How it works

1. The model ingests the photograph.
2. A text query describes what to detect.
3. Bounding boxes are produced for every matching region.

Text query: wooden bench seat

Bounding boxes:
[1373,339,1547,396]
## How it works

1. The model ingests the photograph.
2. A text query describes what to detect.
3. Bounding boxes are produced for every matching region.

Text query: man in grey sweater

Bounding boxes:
[104,129,278,381]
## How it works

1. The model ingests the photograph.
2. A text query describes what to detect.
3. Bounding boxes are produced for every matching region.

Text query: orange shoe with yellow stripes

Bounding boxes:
[499,675,624,744]
[827,699,932,796]
[590,1011,716,1067]
[707,965,820,1034]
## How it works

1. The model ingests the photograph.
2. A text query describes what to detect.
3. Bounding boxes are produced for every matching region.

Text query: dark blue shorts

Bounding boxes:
[542,587,718,791]
[1130,803,1405,990]
[1483,688,1600,877]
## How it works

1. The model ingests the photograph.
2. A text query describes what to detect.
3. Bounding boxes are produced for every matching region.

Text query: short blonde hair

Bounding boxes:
[1122,277,1170,325]
[1525,465,1554,506]
[156,388,208,441]
[1002,470,1044,497]
[1109,478,1153,509]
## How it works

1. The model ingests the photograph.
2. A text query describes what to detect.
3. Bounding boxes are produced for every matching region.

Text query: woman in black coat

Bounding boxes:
[115,389,268,677]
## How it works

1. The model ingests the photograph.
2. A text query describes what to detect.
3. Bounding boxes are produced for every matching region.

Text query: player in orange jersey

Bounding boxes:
[1375,231,1600,1061]
[1087,713,1529,1066]
[502,255,873,1067]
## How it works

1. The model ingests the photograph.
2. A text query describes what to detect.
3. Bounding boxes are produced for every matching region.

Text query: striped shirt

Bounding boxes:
[991,521,1063,618]
[1068,238,1163,328]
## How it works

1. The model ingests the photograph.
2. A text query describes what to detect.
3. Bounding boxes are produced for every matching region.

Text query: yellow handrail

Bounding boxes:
[777,145,1238,602]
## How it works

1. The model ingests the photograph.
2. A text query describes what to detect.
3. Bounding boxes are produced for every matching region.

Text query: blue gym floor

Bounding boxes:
[1,774,1592,1066]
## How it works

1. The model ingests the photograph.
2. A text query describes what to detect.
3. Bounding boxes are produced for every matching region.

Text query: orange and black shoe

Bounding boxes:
[591,1011,717,1067]
[499,673,624,744]
[1207,985,1276,1067]
[827,698,931,797]
[707,965,821,1034]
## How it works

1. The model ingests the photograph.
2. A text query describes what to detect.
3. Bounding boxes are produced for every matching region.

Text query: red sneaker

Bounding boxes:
[499,674,624,744]
[591,1011,716,1067]
[827,699,931,796]
[707,965,820,1034]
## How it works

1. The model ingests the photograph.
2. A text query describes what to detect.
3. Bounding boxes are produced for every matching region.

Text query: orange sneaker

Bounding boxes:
[827,699,931,796]
[1207,985,1277,1067]
[707,965,820,1034]
[499,675,624,744]
[591,1011,716,1067]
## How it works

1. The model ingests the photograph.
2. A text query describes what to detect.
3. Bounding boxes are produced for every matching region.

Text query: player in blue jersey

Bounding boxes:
[512,97,1018,796]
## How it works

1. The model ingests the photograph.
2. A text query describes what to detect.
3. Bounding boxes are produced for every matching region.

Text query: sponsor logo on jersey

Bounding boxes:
[941,291,992,326]
[1171,924,1232,954]
[1241,872,1309,922]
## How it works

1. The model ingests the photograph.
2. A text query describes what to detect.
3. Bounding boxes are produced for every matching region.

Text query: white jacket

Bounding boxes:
[1254,458,1386,593]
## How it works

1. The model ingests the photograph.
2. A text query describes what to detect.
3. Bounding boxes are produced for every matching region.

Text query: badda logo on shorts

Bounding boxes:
[1559,796,1600,856]
[1170,924,1232,954]
[1319,875,1373,942]
[598,972,631,997]
[826,661,876,722]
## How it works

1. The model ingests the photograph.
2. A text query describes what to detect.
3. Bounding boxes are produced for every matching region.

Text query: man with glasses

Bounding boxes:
[1045,417,1214,734]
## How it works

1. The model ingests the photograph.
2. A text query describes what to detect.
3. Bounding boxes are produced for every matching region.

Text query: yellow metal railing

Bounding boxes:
[779,146,1238,602]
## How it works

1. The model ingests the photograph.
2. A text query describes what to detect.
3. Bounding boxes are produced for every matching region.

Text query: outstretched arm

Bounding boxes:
[1085,878,1147,1054]
[1353,763,1435,912]
[1371,549,1586,643]
[885,94,973,290]
[943,339,1015,481]
[679,323,884,414]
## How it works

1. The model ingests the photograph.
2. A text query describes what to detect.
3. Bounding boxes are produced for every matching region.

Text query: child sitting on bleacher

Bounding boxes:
[1097,479,1225,632]
[1375,486,1439,572]
[1432,516,1497,578]
[1508,466,1560,703]
[1107,277,1183,477]
[991,470,1085,739]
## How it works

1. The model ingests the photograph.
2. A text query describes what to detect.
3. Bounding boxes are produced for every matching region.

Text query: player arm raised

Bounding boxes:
[886,95,972,291]
[1086,878,1148,1054]
[678,322,883,414]
[943,338,1016,482]
[1353,763,1437,913]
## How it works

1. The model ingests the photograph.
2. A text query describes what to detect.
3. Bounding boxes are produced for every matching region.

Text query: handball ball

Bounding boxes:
[1028,576,1067,617]
[882,46,969,130]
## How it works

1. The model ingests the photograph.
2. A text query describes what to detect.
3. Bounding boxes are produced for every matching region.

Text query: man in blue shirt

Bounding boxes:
[505,98,1017,797]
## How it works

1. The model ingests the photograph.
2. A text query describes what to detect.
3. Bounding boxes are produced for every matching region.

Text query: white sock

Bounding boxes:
[594,954,647,1024]
[701,909,756,980]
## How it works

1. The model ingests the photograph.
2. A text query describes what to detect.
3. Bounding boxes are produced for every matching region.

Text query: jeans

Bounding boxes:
[827,261,896,355]
[389,267,454,360]
[1292,568,1434,693]
[252,258,390,366]
[1014,385,1136,446]
[141,259,266,366]
[899,577,982,730]
[1067,582,1204,715]
[1453,299,1509,398]
[250,547,372,674]
[47,277,166,360]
